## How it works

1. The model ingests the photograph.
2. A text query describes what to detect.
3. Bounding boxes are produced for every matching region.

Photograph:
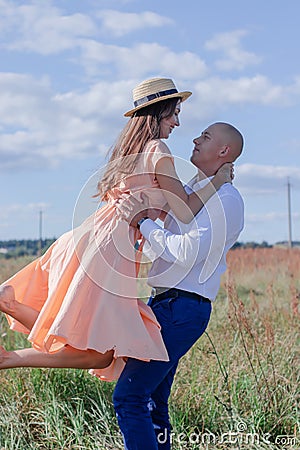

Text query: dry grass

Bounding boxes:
[0,256,35,284]
[0,248,299,449]
[171,247,300,448]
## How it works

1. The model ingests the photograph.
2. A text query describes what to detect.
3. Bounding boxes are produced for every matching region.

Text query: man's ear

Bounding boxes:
[219,145,230,157]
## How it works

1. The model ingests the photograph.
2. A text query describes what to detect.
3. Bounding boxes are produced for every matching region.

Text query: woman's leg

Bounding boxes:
[0,285,115,370]
[0,345,114,370]
[0,285,39,330]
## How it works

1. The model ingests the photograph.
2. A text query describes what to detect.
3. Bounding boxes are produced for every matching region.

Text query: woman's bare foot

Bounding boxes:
[0,285,17,315]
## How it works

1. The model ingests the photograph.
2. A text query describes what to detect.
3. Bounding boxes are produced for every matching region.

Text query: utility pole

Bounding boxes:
[38,210,43,255]
[287,178,292,248]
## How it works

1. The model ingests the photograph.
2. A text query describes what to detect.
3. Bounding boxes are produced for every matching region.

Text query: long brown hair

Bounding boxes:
[96,97,180,200]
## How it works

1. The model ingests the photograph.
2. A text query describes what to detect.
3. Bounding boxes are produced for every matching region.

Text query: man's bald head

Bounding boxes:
[213,122,244,161]
[191,122,244,177]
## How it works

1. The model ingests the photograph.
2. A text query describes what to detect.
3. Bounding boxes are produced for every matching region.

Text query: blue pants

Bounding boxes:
[113,291,212,450]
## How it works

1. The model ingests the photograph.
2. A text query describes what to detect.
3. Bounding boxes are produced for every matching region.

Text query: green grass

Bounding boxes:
[0,366,121,449]
[0,249,299,449]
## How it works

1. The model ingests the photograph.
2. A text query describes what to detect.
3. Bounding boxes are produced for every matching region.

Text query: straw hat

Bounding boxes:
[124,77,192,117]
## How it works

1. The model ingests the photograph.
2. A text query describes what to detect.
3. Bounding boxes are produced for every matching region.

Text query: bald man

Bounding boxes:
[113,122,245,450]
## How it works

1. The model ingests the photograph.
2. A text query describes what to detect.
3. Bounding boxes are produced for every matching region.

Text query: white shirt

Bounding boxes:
[140,178,244,301]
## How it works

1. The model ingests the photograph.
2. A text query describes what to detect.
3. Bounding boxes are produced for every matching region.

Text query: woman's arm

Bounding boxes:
[155,157,231,223]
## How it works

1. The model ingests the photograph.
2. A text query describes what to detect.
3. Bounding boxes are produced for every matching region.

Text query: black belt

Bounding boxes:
[150,287,211,304]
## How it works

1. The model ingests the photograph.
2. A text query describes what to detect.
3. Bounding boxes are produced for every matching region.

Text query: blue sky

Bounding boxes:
[0,0,300,244]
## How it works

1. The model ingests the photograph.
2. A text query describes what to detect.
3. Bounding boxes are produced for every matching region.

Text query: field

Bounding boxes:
[0,248,299,449]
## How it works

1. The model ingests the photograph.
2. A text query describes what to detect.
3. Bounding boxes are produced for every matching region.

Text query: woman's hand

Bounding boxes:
[116,193,162,228]
[215,162,234,185]
[116,194,148,227]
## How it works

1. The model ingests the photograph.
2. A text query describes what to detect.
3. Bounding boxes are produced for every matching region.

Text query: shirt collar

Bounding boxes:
[186,173,214,191]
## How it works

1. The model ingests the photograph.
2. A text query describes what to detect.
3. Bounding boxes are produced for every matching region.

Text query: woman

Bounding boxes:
[0,77,231,381]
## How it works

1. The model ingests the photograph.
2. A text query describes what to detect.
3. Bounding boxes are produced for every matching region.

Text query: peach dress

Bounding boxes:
[3,140,172,381]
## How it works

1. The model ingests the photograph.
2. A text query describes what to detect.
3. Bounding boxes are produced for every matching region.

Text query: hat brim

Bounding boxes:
[124,91,192,117]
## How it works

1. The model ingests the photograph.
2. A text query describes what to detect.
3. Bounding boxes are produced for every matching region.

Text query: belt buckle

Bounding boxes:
[151,287,157,298]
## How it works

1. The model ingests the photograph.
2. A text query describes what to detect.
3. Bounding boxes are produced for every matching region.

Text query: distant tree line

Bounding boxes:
[0,239,56,258]
[232,240,272,249]
[232,240,300,249]
[0,238,299,260]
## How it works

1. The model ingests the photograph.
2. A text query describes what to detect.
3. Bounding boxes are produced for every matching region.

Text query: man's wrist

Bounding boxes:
[137,217,149,230]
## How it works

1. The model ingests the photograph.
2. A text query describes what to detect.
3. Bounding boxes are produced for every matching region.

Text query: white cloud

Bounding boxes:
[0,1,96,55]
[235,163,300,194]
[0,202,49,220]
[0,202,51,239]
[54,79,133,117]
[2,70,300,172]
[238,163,300,179]
[187,75,299,120]
[0,73,52,128]
[240,209,300,243]
[0,74,120,170]
[0,4,174,55]
[78,40,208,79]
[196,75,284,104]
[205,29,261,71]
[97,10,174,37]
[246,211,300,223]
[0,2,203,80]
